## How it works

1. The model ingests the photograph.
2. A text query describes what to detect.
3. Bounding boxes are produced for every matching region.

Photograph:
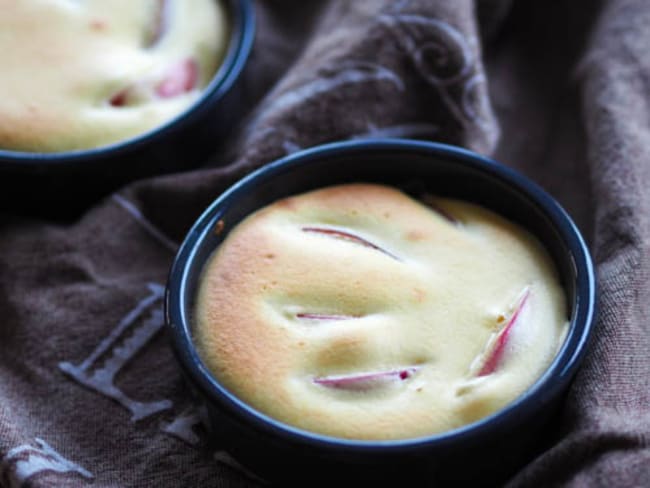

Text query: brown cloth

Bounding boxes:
[1,0,649,486]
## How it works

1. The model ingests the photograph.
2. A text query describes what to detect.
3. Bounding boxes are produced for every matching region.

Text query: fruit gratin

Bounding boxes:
[194,183,569,440]
[0,0,228,152]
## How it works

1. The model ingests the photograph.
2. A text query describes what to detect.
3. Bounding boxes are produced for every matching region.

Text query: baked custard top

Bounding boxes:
[195,183,569,440]
[0,0,228,152]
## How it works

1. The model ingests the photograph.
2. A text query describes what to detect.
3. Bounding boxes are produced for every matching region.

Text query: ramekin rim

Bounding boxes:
[165,138,596,451]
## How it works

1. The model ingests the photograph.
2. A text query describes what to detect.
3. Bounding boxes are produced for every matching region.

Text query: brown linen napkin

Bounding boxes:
[1,0,649,486]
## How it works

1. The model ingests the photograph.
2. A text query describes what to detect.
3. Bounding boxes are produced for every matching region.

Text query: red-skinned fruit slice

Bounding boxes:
[296,313,358,321]
[477,288,531,377]
[109,89,129,107]
[156,58,199,98]
[301,227,399,260]
[109,83,149,107]
[314,367,419,390]
[109,58,198,107]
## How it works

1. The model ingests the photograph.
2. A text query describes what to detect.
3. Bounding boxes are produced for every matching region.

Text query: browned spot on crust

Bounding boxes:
[406,229,426,241]
[90,19,108,31]
[412,287,426,303]
[275,198,297,211]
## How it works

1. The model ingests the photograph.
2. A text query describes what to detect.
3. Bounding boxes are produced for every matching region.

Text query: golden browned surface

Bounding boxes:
[195,184,568,440]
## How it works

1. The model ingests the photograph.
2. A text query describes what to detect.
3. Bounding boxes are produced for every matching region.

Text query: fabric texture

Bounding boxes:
[1,0,649,486]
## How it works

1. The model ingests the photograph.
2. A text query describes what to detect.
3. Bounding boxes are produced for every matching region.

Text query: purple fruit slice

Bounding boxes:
[109,58,198,107]
[302,227,399,260]
[314,367,418,390]
[477,288,531,376]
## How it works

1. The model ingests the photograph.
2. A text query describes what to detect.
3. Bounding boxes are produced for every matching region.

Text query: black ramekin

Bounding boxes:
[0,0,255,217]
[165,139,596,487]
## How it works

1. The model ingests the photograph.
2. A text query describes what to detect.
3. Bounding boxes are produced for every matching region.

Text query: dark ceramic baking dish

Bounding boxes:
[165,139,596,487]
[0,0,255,217]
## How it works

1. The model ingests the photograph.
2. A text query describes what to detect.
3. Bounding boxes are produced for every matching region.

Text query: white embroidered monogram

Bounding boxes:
[0,439,93,488]
[350,122,439,139]
[57,280,208,453]
[59,283,173,422]
[162,407,207,446]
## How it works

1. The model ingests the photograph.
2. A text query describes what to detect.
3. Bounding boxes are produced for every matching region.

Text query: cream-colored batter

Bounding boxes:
[0,0,228,152]
[195,184,569,440]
